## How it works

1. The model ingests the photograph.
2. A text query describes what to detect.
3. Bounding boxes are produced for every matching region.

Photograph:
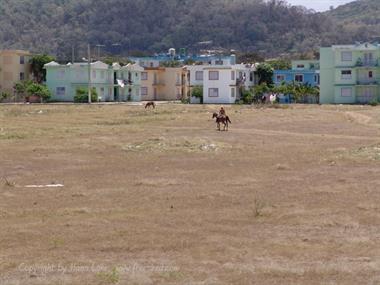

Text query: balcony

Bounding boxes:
[355,58,379,67]
[356,79,378,85]
[236,78,246,86]
[115,79,133,86]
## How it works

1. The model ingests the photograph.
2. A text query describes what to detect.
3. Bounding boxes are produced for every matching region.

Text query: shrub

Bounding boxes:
[241,89,254,104]
[26,83,51,102]
[74,87,98,103]
[0,92,11,102]
[369,98,378,106]
[191,86,203,103]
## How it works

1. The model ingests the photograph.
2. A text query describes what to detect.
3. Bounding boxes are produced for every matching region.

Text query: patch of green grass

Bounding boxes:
[351,144,380,161]
[0,132,27,140]
[159,270,185,281]
[96,267,120,284]
[123,137,221,153]
[51,237,65,249]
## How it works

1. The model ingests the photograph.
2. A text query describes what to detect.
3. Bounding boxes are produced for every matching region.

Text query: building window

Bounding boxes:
[195,71,203,81]
[341,51,352,62]
[101,71,105,79]
[341,70,352,80]
[215,60,223,65]
[208,88,219,97]
[341,87,352,97]
[231,88,235,98]
[141,72,148,80]
[92,70,97,79]
[209,71,219,80]
[297,64,305,69]
[369,71,373,78]
[19,72,25,81]
[141,87,148,96]
[20,56,25,65]
[250,72,254,82]
[314,74,320,84]
[276,75,285,82]
[295,74,304,82]
[56,87,66,96]
[231,71,235,81]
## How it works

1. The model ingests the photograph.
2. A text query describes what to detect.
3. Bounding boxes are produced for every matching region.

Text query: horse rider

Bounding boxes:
[219,107,226,117]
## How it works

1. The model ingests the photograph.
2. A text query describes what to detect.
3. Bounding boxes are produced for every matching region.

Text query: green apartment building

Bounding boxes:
[320,43,380,104]
[44,61,143,102]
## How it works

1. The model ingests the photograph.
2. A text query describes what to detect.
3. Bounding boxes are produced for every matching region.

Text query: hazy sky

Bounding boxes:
[285,0,356,11]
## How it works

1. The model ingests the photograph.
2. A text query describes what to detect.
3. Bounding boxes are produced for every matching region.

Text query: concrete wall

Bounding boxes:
[0,50,32,97]
[320,47,335,104]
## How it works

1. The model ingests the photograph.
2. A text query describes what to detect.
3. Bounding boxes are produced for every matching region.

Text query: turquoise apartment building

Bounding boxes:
[45,61,143,102]
[320,43,380,104]
[112,63,144,102]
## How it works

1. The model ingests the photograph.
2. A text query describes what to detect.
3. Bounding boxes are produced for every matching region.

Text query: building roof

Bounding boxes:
[0,49,31,55]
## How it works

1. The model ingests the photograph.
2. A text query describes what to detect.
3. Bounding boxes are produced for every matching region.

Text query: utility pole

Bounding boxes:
[87,43,92,104]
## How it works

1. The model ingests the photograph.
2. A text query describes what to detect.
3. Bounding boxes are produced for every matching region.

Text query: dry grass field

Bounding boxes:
[1,103,380,285]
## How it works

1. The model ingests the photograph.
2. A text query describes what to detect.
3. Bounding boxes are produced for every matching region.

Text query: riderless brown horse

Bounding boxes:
[145,101,156,109]
[212,113,232,131]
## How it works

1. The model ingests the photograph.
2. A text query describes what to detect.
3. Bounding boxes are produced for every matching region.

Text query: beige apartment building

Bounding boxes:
[0,50,32,96]
[140,67,187,101]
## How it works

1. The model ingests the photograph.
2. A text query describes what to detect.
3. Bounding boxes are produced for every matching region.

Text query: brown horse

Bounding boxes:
[145,101,156,109]
[212,113,232,131]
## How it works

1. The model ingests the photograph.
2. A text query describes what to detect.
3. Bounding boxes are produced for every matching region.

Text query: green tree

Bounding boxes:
[191,86,203,103]
[74,87,98,103]
[30,54,55,83]
[241,89,254,104]
[14,80,33,100]
[237,52,265,64]
[0,92,11,102]
[252,83,270,102]
[267,59,291,70]
[256,63,274,86]
[26,83,51,102]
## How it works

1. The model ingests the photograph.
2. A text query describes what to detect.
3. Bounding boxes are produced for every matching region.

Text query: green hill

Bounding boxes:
[0,0,378,59]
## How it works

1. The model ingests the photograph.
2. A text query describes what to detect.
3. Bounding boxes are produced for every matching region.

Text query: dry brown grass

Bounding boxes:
[1,103,380,284]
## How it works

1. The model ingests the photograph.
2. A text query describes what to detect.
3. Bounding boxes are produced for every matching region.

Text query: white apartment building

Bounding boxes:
[186,61,256,104]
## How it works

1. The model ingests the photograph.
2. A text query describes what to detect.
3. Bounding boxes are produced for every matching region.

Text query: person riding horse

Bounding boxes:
[219,107,226,117]
[213,107,231,131]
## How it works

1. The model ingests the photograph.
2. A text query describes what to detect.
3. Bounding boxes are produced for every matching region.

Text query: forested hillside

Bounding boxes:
[0,0,377,60]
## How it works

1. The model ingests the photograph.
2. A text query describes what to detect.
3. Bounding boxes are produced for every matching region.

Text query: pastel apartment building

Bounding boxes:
[185,56,256,104]
[0,50,32,98]
[45,61,144,102]
[140,67,186,101]
[320,43,380,104]
[45,61,114,102]
[273,60,320,87]
[113,63,144,102]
